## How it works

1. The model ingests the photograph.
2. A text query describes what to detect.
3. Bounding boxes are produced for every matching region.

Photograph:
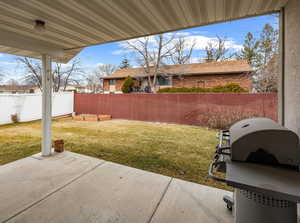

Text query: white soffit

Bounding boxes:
[0,0,288,63]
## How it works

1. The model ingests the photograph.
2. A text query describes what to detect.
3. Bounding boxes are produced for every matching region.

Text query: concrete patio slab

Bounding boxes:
[0,151,104,222]
[0,151,235,223]
[150,178,233,223]
[8,162,171,223]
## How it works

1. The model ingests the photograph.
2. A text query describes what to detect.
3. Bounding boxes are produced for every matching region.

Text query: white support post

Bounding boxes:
[41,54,52,156]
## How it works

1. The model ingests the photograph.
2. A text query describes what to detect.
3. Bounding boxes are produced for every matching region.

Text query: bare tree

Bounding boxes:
[237,23,279,92]
[6,78,19,86]
[255,56,279,93]
[95,64,117,76]
[170,36,196,64]
[18,57,42,89]
[4,78,19,93]
[0,69,5,84]
[204,36,232,62]
[18,57,84,92]
[257,24,279,70]
[86,64,117,93]
[254,24,279,92]
[86,73,101,93]
[124,34,176,93]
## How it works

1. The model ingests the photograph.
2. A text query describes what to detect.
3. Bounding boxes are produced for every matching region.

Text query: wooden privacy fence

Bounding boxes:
[74,93,277,128]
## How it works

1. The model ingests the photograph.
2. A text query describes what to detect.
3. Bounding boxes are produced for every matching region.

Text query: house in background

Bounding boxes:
[102,60,253,93]
[0,84,92,94]
[64,84,94,93]
[0,85,39,94]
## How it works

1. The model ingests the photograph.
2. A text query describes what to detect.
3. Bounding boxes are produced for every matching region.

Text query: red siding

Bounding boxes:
[74,93,277,126]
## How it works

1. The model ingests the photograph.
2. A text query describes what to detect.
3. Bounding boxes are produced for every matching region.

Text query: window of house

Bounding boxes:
[157,76,171,86]
[197,80,205,88]
[109,79,116,85]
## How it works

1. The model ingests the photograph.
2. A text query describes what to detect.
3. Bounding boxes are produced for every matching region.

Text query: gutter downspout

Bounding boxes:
[279,8,285,126]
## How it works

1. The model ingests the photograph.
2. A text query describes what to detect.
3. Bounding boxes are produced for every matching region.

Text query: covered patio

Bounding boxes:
[0,0,299,222]
[0,151,232,222]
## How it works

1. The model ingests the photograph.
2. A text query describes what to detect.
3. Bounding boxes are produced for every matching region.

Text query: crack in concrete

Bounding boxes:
[147,177,173,223]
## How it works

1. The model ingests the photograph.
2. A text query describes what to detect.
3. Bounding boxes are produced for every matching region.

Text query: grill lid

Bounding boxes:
[229,118,300,167]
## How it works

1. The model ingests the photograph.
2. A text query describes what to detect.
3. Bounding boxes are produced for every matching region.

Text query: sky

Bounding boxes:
[0,14,278,83]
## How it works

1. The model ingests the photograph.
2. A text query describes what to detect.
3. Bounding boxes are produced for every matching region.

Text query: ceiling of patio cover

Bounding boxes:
[0,0,288,63]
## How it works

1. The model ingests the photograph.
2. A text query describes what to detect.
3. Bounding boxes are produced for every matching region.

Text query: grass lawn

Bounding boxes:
[0,118,229,190]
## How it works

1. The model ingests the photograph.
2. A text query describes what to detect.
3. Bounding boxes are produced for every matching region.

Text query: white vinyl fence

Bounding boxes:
[0,92,74,125]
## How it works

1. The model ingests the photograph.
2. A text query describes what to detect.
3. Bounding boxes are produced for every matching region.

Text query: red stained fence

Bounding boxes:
[74,93,277,128]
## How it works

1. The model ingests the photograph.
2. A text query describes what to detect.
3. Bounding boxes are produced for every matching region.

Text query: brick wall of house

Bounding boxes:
[103,79,109,91]
[103,72,252,92]
[115,79,124,91]
[103,79,125,92]
[172,73,252,90]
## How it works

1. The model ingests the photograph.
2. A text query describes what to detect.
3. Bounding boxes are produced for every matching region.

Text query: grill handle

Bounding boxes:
[208,161,227,183]
[217,130,231,156]
[216,146,231,156]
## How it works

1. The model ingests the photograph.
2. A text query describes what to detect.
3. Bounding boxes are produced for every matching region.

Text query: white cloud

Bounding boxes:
[95,62,103,67]
[80,62,104,74]
[190,57,200,63]
[115,33,242,56]
[112,49,128,55]
[112,36,156,55]
[191,30,209,35]
[60,63,73,69]
[176,31,191,37]
[182,35,242,51]
[0,61,18,66]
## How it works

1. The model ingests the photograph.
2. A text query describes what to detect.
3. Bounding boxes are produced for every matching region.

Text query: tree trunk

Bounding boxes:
[152,86,157,93]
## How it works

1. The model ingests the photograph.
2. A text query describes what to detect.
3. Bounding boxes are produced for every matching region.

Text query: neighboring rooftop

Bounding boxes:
[102,60,252,79]
[0,85,37,91]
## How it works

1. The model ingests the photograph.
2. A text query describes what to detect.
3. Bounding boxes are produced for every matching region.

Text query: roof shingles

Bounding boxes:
[102,60,252,79]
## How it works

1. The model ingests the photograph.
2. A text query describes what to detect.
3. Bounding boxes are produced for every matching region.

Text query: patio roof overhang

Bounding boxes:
[0,0,288,63]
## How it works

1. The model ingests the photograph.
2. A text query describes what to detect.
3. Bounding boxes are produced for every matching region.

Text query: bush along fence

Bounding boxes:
[74,93,277,129]
[157,83,248,93]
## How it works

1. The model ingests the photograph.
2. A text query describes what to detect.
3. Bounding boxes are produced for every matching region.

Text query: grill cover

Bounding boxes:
[229,118,300,167]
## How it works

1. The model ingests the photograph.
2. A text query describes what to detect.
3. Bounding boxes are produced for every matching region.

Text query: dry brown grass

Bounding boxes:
[0,118,230,190]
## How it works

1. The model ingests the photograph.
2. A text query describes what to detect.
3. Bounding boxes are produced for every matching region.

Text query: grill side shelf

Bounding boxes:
[225,161,300,203]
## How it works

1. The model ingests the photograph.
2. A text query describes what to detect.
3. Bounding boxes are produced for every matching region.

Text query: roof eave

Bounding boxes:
[101,70,252,80]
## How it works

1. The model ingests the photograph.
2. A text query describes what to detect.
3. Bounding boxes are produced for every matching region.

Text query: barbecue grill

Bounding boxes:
[208,117,300,223]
